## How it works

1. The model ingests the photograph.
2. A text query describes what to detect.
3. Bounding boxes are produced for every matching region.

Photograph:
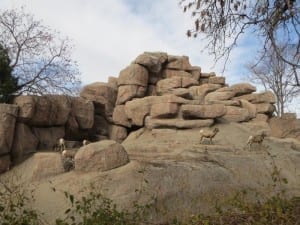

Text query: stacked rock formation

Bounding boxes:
[110,52,276,139]
[0,96,94,168]
[0,52,277,173]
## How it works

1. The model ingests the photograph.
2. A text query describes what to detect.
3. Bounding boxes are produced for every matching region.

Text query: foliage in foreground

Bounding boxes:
[55,190,148,225]
[0,169,299,225]
[173,192,300,225]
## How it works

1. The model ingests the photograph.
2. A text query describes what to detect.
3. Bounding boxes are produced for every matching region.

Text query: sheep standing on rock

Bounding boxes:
[199,127,219,144]
[82,139,91,146]
[53,138,66,152]
[247,132,266,150]
[61,149,77,172]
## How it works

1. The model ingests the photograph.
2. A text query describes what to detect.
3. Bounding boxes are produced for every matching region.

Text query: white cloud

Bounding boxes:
[2,1,299,116]
[1,0,242,84]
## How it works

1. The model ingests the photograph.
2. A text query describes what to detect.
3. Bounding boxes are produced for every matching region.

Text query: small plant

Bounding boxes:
[0,176,45,225]
[55,185,150,225]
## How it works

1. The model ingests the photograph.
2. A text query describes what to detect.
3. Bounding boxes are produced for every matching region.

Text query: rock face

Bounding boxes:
[33,127,65,150]
[2,52,300,225]
[14,95,72,126]
[0,52,281,173]
[5,123,300,224]
[181,104,226,119]
[80,82,116,117]
[29,152,65,181]
[11,123,38,162]
[0,104,18,155]
[74,140,129,172]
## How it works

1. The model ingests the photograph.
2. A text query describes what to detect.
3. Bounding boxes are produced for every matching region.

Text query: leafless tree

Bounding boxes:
[0,7,81,95]
[180,0,300,86]
[247,45,299,116]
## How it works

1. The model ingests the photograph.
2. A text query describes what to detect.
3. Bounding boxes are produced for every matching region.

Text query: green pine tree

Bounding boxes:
[0,44,18,103]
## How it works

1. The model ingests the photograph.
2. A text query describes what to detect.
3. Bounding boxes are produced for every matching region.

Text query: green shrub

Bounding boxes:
[55,190,148,225]
[0,178,44,225]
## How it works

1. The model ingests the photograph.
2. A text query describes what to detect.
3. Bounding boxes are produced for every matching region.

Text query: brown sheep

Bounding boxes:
[199,127,219,144]
[247,132,266,150]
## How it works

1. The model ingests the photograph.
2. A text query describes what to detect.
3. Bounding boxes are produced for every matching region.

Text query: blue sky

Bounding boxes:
[0,0,299,114]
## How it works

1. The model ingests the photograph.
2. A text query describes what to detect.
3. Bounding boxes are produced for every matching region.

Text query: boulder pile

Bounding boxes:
[110,52,275,135]
[0,52,278,173]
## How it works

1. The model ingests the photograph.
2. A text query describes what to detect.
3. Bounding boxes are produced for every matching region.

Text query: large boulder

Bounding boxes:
[33,127,65,150]
[134,52,168,73]
[80,82,116,117]
[116,85,146,105]
[11,123,38,162]
[0,104,18,155]
[181,104,227,119]
[75,140,129,172]
[118,64,149,87]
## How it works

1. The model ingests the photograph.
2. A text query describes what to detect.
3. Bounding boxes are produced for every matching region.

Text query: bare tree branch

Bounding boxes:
[0,7,81,95]
[180,0,300,86]
[247,44,299,116]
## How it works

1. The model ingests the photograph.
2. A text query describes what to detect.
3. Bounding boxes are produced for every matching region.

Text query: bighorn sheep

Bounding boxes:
[82,139,91,146]
[199,127,219,144]
[53,138,65,152]
[247,132,266,150]
[62,149,78,159]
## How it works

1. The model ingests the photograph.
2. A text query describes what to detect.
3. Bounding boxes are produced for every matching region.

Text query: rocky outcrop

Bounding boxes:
[0,51,280,173]
[14,95,72,126]
[0,95,96,167]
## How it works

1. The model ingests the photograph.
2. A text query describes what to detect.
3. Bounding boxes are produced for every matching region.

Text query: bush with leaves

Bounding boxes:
[55,190,149,225]
[0,177,44,225]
